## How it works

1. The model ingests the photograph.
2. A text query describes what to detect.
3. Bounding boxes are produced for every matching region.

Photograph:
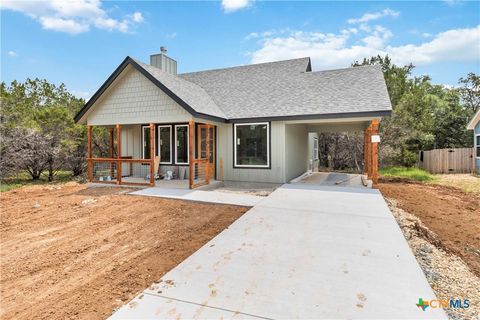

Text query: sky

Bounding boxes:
[1,0,479,100]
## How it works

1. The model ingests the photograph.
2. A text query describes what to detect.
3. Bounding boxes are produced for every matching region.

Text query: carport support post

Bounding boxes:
[87,125,92,182]
[188,120,195,189]
[371,120,379,185]
[116,124,122,185]
[149,123,155,186]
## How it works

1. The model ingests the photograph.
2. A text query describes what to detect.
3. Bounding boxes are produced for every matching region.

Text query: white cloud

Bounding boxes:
[0,0,143,35]
[166,32,177,39]
[347,8,400,24]
[248,25,480,70]
[7,50,17,57]
[222,0,254,13]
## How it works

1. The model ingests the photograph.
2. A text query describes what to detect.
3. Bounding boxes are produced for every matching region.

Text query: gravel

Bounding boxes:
[386,198,480,320]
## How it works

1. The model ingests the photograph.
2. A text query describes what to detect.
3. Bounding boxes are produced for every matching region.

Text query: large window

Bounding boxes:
[158,125,172,164]
[234,122,270,168]
[142,126,155,159]
[175,125,189,164]
[476,134,480,158]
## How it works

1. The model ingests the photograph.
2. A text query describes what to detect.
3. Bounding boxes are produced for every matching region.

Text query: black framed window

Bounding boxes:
[175,125,189,164]
[234,122,270,168]
[142,126,154,159]
[476,135,480,158]
[158,125,172,164]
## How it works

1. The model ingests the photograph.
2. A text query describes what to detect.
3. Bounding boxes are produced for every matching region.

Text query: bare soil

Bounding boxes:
[0,183,248,320]
[378,181,480,277]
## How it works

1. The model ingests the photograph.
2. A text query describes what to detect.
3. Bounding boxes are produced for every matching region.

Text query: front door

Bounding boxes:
[197,125,215,180]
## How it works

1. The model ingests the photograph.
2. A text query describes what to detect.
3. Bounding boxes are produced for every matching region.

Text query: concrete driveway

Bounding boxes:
[110,184,447,319]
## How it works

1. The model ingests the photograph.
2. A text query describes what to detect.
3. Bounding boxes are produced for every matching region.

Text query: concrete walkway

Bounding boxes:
[129,187,264,207]
[111,184,447,319]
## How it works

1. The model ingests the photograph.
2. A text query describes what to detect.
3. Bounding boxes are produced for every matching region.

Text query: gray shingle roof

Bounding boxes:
[179,58,392,120]
[133,59,227,119]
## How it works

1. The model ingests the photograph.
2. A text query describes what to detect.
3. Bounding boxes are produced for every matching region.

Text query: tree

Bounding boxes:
[0,79,86,180]
[458,73,480,114]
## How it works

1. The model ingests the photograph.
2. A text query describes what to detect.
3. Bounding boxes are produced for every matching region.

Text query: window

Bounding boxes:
[476,134,480,158]
[313,137,319,160]
[158,125,172,164]
[175,125,189,164]
[234,122,270,168]
[142,126,155,159]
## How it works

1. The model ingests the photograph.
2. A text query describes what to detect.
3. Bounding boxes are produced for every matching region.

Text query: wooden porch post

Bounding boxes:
[371,120,380,185]
[87,125,93,182]
[363,128,368,175]
[205,124,210,184]
[109,128,114,178]
[116,124,122,185]
[149,123,155,186]
[366,125,372,179]
[188,120,195,189]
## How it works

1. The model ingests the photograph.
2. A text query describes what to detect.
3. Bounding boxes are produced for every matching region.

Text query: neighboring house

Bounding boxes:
[74,50,392,188]
[467,108,480,173]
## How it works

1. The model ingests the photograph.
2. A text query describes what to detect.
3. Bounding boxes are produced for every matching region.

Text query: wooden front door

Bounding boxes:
[197,125,215,180]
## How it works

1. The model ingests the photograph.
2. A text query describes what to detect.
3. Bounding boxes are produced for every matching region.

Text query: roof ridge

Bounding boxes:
[306,64,381,75]
[179,57,311,75]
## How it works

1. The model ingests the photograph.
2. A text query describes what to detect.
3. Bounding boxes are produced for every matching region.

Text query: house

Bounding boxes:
[467,108,480,173]
[74,50,392,188]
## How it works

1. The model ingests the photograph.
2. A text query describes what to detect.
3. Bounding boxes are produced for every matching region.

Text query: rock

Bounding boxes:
[81,198,96,205]
[33,202,40,209]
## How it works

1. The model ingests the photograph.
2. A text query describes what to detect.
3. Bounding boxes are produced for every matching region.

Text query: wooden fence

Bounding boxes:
[418,148,475,174]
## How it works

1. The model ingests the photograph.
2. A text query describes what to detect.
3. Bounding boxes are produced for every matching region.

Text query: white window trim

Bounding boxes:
[313,137,319,160]
[158,125,172,164]
[141,125,155,159]
[174,124,189,165]
[233,122,270,168]
[476,133,480,159]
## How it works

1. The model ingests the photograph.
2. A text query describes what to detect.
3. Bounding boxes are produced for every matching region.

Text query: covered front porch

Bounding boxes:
[86,120,217,189]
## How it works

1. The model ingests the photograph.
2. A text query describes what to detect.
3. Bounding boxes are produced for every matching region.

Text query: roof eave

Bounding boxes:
[467,109,480,130]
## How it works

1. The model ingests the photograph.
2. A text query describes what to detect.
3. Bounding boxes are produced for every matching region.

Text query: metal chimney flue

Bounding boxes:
[150,46,177,75]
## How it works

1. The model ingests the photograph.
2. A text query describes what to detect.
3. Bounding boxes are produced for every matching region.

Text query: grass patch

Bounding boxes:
[379,166,435,182]
[0,171,74,192]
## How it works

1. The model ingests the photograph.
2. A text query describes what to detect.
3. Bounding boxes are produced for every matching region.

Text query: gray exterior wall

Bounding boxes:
[285,124,309,181]
[121,124,142,158]
[86,65,191,126]
[216,121,286,183]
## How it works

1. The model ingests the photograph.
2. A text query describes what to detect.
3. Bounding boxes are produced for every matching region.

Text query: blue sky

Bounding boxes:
[1,0,479,100]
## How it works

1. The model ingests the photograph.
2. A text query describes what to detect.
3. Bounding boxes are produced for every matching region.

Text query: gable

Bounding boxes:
[467,109,480,130]
[86,65,191,125]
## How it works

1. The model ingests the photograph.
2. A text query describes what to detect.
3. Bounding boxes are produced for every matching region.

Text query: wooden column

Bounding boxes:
[149,123,155,186]
[116,124,122,185]
[87,125,93,182]
[371,120,380,185]
[188,120,195,189]
[109,128,114,178]
[205,124,210,184]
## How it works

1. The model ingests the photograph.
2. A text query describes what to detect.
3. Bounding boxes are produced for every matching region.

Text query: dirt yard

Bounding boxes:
[0,183,248,320]
[378,181,480,277]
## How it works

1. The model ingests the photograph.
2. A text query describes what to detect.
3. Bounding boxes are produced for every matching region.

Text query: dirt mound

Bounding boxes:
[378,182,480,277]
[0,183,247,320]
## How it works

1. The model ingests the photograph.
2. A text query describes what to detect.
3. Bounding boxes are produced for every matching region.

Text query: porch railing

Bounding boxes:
[88,157,152,186]
[190,158,209,188]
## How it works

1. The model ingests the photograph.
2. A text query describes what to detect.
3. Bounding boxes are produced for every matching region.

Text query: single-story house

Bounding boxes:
[74,50,392,188]
[467,108,480,173]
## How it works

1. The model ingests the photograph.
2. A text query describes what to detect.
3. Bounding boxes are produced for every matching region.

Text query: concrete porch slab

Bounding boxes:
[129,187,264,207]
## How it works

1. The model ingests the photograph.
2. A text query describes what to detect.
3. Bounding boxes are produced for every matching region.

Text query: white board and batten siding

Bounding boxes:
[86,65,191,126]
